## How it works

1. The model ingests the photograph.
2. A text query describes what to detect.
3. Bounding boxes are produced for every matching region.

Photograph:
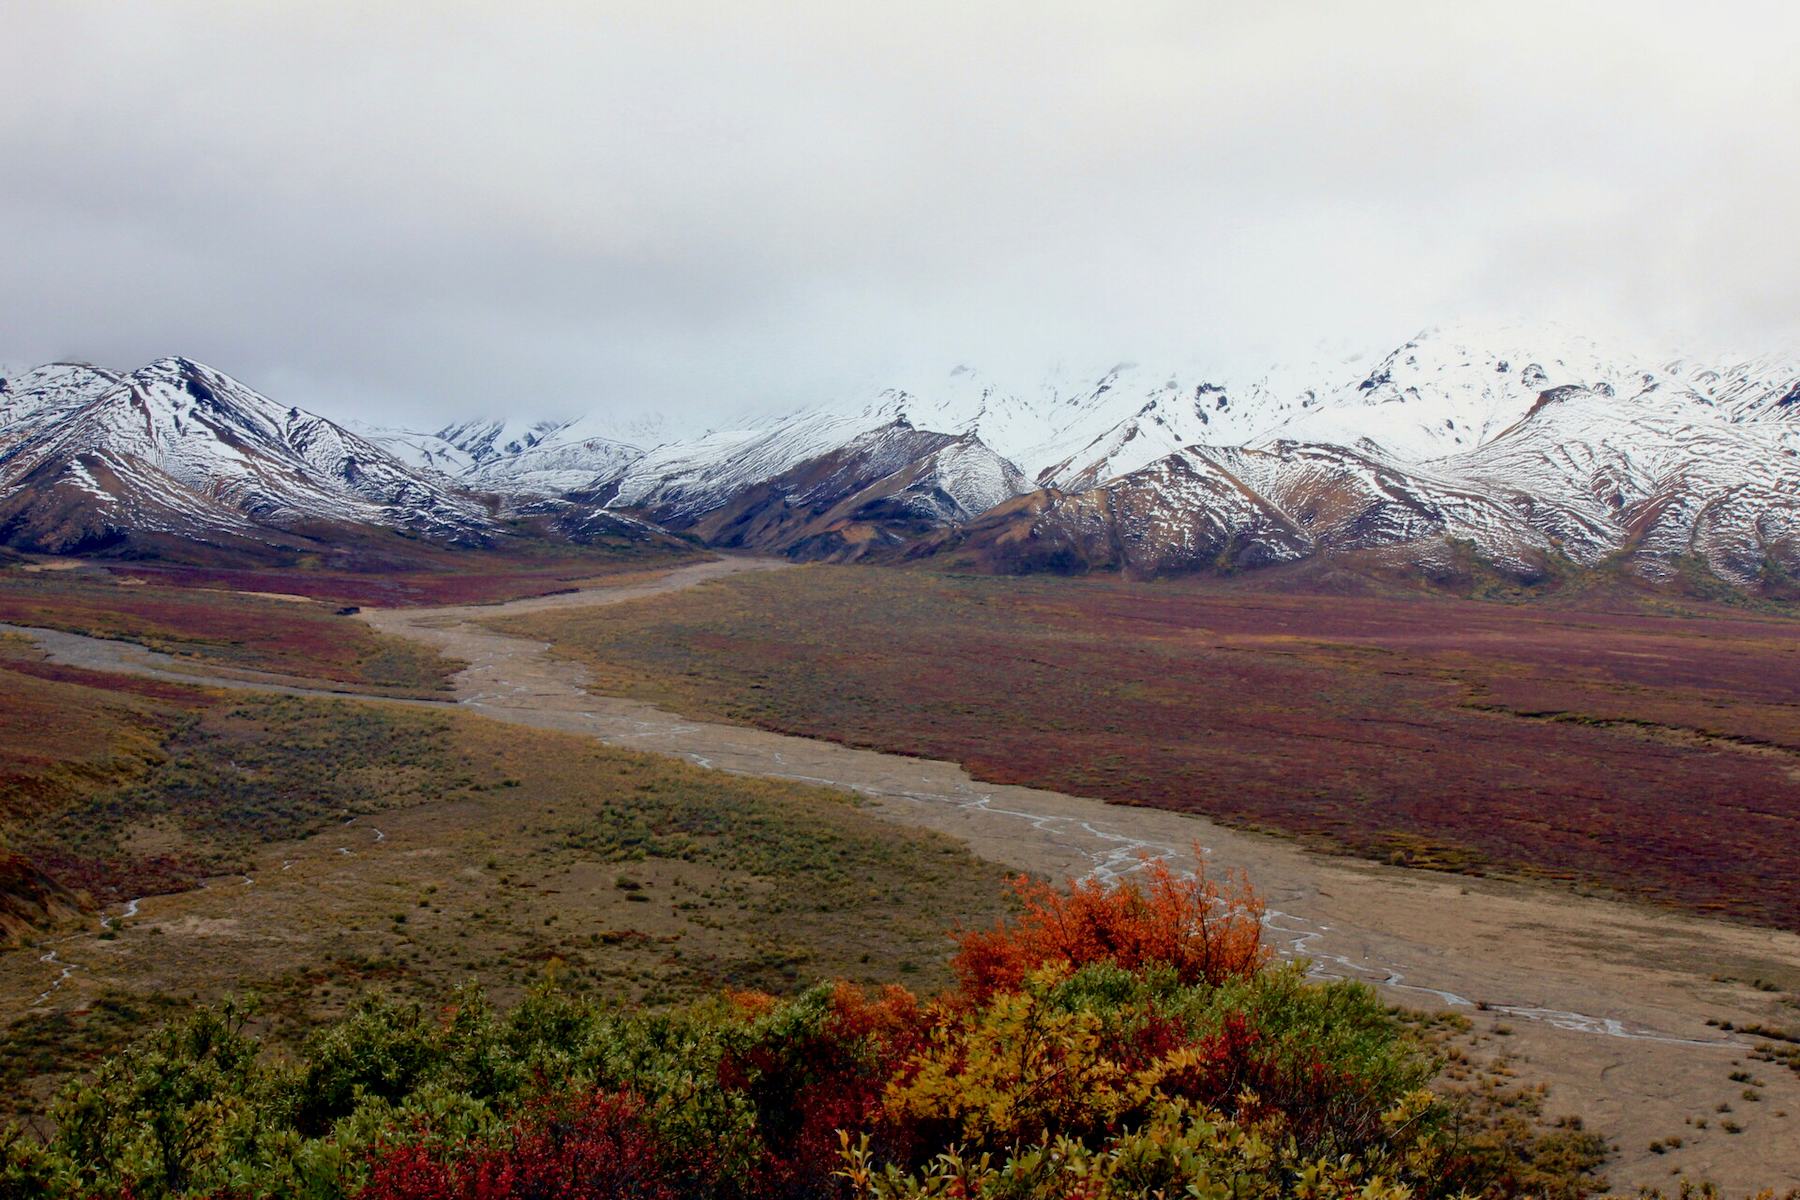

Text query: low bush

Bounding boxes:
[950,859,1269,1002]
[360,1092,692,1200]
[0,864,1607,1200]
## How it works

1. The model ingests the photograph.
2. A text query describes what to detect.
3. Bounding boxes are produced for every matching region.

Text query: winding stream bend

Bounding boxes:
[8,558,1787,1048]
[355,559,1796,1046]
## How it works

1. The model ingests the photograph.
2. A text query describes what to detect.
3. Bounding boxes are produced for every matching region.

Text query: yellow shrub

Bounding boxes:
[883,967,1209,1154]
[841,1098,1425,1200]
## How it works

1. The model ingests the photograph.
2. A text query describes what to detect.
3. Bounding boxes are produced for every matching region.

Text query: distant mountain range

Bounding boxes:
[0,358,682,564]
[4,326,1798,592]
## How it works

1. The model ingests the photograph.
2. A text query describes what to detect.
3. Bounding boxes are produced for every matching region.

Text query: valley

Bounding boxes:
[495,563,1800,928]
[4,557,1797,1190]
[5,329,1800,1192]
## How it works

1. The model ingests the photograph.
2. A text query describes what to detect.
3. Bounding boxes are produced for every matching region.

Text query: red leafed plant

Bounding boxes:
[358,1091,686,1200]
[951,856,1270,1002]
[823,981,929,1062]
[712,982,935,1197]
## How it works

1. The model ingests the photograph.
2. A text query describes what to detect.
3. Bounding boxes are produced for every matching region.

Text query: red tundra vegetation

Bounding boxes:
[499,565,1800,927]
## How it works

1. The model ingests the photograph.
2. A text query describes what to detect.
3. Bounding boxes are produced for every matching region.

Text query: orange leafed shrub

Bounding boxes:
[951,856,1270,1002]
[725,988,782,1019]
[825,981,928,1056]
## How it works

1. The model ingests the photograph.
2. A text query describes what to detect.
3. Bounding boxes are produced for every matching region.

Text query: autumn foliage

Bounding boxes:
[361,1093,687,1200]
[950,857,1271,1002]
[1,863,1608,1200]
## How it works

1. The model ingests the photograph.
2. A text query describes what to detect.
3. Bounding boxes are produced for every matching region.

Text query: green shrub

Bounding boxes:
[0,873,1608,1200]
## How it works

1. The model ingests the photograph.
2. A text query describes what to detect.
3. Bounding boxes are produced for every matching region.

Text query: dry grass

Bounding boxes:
[77,543,714,608]
[0,641,213,828]
[0,693,1014,1116]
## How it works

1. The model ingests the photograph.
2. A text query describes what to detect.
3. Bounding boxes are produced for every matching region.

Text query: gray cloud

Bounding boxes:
[3,0,1797,430]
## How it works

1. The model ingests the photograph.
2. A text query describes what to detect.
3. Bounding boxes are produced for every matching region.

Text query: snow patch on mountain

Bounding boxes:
[1257,325,1709,462]
[0,358,495,551]
[345,421,476,477]
[0,363,126,436]
[436,418,572,464]
[462,414,645,497]
[609,407,912,520]
[1673,352,1800,425]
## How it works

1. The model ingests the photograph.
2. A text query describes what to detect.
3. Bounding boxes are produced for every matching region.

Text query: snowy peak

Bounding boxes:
[0,358,495,555]
[350,414,652,500]
[672,420,1028,562]
[1258,325,1709,462]
[345,422,476,476]
[347,417,580,480]
[0,362,125,432]
[802,360,1328,492]
[1675,353,1800,424]
[461,416,645,498]
[436,418,573,464]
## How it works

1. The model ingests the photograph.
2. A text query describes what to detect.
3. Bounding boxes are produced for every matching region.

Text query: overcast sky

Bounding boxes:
[3,1,1797,430]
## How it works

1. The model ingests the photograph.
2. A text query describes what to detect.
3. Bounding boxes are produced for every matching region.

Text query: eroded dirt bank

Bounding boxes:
[8,556,1799,1189]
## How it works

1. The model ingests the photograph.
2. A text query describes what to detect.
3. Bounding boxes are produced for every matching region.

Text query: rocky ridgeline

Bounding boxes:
[4,326,1798,590]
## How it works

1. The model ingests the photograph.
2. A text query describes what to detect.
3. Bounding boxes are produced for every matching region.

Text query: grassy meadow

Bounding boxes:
[493,563,1800,928]
[0,647,1014,1120]
[0,568,458,693]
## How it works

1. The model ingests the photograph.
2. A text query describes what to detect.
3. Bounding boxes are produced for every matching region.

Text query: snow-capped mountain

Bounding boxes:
[899,337,1800,587]
[9,324,1800,594]
[874,364,1280,493]
[1445,381,1800,580]
[0,358,496,556]
[537,322,1794,588]
[705,359,1350,496]
[1673,353,1800,425]
[656,422,1028,561]
[1260,328,1713,461]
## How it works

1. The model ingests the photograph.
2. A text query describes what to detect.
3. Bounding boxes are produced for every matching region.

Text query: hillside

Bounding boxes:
[0,360,693,566]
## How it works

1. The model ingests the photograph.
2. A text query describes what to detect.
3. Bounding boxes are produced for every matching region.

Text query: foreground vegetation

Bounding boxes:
[0,679,1013,1112]
[495,564,1800,928]
[0,865,1610,1200]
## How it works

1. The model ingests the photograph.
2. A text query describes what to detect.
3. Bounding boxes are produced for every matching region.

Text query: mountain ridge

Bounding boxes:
[5,326,1799,592]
